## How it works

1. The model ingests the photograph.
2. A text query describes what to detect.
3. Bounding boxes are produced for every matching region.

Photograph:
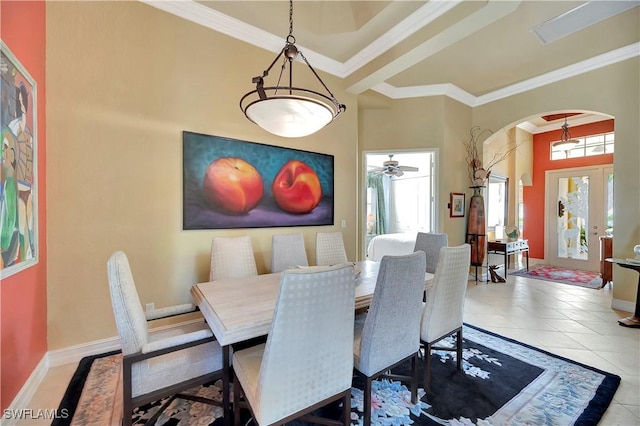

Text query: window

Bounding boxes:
[364,151,436,257]
[551,132,614,160]
[486,175,508,236]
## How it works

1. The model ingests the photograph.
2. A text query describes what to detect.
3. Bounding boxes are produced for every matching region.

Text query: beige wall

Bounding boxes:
[46,2,639,350]
[473,58,640,305]
[46,2,358,349]
[358,96,473,246]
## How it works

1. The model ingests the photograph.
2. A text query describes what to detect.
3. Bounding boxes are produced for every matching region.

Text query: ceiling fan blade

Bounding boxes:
[368,166,385,172]
[398,166,419,172]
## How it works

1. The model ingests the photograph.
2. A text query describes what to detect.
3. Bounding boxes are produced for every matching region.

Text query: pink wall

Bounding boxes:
[1,1,47,410]
[525,120,614,259]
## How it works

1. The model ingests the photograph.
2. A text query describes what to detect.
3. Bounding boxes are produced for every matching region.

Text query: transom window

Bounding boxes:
[551,132,615,160]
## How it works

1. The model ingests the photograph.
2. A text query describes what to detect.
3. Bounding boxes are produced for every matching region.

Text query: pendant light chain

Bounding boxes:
[289,0,294,39]
[239,0,346,137]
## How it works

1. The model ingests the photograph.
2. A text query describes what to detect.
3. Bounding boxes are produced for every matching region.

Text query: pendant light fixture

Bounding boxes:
[552,116,580,151]
[239,0,346,138]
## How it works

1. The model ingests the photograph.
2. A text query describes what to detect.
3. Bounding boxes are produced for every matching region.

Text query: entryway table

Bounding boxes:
[606,258,640,328]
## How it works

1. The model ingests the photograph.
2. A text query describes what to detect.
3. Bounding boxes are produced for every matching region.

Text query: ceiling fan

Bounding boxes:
[369,155,419,177]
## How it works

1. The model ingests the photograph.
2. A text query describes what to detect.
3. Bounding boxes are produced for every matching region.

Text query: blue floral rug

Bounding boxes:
[55,324,620,426]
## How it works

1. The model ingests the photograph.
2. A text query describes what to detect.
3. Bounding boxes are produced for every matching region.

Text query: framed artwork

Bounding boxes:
[450,192,465,218]
[183,131,334,229]
[1,42,38,278]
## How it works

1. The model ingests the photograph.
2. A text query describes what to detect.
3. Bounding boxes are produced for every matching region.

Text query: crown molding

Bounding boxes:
[473,42,640,106]
[140,1,639,105]
[341,0,461,77]
[373,82,476,106]
[375,42,639,107]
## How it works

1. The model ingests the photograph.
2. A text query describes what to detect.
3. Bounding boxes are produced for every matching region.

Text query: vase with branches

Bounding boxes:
[463,126,519,269]
[464,126,519,187]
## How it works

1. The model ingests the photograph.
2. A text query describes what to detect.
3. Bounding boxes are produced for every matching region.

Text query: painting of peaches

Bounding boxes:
[183,131,334,229]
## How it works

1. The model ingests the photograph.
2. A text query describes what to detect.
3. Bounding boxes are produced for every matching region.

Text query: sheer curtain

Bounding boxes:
[367,172,388,235]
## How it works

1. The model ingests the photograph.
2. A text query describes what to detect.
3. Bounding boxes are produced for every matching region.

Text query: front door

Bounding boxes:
[545,166,611,272]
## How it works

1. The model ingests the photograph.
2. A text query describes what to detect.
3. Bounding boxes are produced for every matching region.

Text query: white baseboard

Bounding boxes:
[611,298,634,314]
[5,318,205,418]
[1,356,48,426]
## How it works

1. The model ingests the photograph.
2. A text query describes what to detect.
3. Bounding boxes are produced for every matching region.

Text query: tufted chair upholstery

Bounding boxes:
[315,231,348,266]
[420,244,471,392]
[107,251,223,426]
[353,251,427,426]
[413,232,449,274]
[233,263,355,426]
[271,233,309,273]
[210,236,258,281]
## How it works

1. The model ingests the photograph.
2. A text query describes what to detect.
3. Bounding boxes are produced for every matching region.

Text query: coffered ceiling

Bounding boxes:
[143,0,639,132]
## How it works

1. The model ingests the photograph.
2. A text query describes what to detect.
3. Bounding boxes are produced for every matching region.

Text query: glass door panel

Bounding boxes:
[556,175,589,260]
[546,167,604,271]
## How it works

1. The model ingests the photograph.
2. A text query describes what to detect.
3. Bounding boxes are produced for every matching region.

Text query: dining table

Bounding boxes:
[190,259,434,425]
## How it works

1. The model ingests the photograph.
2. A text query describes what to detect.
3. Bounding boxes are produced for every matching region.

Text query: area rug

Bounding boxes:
[510,264,603,289]
[54,324,620,426]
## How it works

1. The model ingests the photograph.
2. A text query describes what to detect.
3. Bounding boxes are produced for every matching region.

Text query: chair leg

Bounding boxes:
[122,358,133,426]
[410,353,418,403]
[456,329,463,370]
[233,372,241,426]
[343,389,351,426]
[364,376,372,426]
[424,342,432,394]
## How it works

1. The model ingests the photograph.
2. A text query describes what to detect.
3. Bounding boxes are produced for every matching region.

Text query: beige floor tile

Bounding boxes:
[599,403,640,425]
[613,375,640,407]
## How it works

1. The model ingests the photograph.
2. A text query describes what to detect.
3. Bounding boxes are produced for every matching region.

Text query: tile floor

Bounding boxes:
[17,271,640,425]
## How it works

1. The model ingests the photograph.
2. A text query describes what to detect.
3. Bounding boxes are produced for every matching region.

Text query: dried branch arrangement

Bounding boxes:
[465,126,519,186]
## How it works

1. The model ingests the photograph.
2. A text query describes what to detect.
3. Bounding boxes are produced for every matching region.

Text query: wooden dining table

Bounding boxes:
[191,260,434,425]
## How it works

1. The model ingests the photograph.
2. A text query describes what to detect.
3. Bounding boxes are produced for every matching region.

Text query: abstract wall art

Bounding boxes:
[1,41,38,278]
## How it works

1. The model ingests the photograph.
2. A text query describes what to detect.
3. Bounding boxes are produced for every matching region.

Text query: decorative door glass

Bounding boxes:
[557,175,589,260]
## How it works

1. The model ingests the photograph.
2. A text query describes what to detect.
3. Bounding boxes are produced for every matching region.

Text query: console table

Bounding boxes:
[487,240,529,281]
[606,258,640,328]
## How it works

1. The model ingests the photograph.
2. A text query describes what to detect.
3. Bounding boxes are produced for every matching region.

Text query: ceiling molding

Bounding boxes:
[473,42,640,106]
[375,42,639,107]
[347,0,522,95]
[373,82,476,106]
[341,0,461,77]
[141,1,639,107]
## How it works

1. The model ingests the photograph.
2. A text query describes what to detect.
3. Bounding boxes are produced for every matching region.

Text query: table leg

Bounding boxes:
[618,273,640,328]
[503,252,508,280]
[222,345,231,426]
[525,250,529,271]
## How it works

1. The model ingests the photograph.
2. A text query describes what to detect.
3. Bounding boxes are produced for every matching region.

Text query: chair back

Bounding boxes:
[210,236,258,281]
[357,251,426,375]
[271,233,309,273]
[421,244,471,343]
[107,251,149,355]
[413,232,448,273]
[256,263,355,423]
[315,231,348,266]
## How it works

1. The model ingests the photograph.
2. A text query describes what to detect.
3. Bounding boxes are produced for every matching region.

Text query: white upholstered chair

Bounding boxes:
[233,263,355,426]
[413,232,448,274]
[209,235,258,281]
[420,244,471,392]
[107,251,223,426]
[353,251,426,426]
[271,232,309,273]
[315,231,348,266]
